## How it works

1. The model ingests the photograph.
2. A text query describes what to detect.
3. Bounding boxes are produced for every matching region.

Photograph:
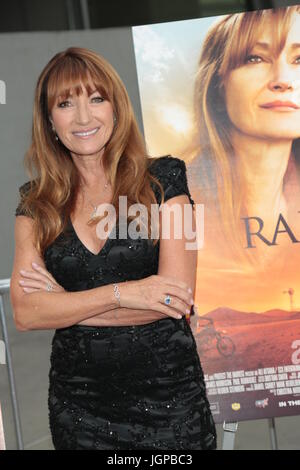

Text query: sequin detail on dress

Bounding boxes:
[15,155,216,450]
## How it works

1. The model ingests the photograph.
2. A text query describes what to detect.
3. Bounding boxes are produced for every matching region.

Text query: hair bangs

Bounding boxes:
[219,7,299,82]
[47,55,112,112]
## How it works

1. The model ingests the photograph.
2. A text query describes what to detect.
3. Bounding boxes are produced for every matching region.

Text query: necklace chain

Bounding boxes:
[80,180,109,221]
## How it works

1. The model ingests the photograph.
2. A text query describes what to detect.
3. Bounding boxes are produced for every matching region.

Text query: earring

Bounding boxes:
[52,126,59,141]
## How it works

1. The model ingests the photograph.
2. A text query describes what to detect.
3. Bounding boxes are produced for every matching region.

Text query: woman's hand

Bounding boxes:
[18,262,65,293]
[117,274,194,320]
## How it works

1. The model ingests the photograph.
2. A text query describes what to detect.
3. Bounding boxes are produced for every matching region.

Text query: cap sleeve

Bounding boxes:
[149,155,195,207]
[15,181,33,217]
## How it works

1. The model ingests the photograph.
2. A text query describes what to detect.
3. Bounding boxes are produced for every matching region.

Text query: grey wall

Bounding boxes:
[0,27,143,449]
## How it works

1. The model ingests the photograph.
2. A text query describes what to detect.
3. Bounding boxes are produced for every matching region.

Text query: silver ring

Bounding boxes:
[164,295,171,305]
[46,282,53,292]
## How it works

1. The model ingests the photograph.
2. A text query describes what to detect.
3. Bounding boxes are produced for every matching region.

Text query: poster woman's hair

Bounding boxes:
[193,6,300,262]
[18,47,164,256]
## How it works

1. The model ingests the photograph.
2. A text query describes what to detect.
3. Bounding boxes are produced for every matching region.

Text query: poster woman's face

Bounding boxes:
[223,12,300,141]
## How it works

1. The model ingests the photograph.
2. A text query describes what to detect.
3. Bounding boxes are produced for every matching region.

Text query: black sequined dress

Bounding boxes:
[15,156,217,450]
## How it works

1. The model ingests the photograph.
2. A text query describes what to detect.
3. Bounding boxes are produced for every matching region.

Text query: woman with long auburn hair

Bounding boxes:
[188,5,300,269]
[10,47,216,450]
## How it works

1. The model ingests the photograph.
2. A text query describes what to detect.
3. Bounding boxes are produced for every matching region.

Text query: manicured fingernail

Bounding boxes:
[20,269,26,274]
[186,308,190,314]
[32,262,39,267]
[188,288,192,293]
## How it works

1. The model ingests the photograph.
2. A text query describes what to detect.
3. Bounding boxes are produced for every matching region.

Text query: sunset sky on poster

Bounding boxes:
[132,17,217,157]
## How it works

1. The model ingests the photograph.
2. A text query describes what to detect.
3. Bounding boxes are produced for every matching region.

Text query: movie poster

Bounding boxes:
[132,5,300,423]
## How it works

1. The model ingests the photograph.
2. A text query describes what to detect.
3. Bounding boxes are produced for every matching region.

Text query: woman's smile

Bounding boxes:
[72,127,100,138]
[260,100,300,111]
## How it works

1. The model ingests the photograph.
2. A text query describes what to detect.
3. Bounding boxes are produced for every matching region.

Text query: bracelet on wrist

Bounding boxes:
[113,283,121,307]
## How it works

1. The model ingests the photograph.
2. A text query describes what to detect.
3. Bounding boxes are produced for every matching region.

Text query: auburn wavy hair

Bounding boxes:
[190,5,300,263]
[18,46,165,257]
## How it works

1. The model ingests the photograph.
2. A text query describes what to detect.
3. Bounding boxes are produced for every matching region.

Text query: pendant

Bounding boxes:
[90,206,98,220]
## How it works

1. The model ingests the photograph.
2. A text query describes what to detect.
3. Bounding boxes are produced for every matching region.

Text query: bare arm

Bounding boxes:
[13,286,119,331]
[12,215,192,330]
[10,216,119,331]
[78,307,164,327]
